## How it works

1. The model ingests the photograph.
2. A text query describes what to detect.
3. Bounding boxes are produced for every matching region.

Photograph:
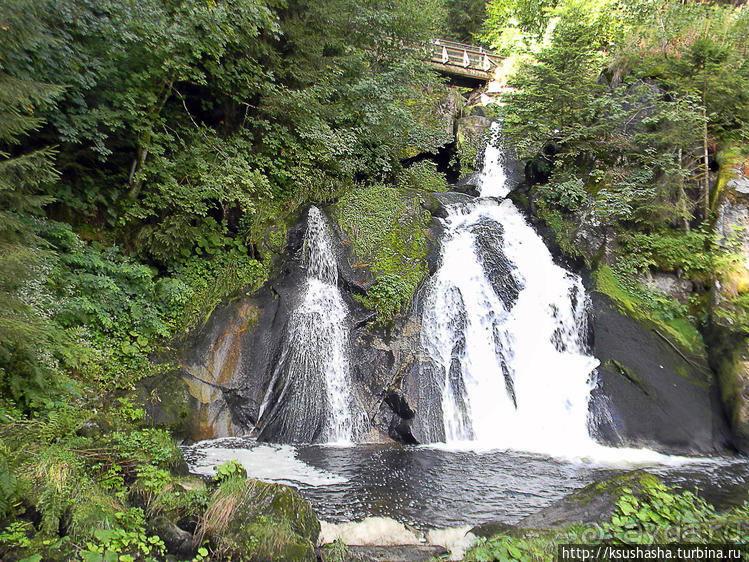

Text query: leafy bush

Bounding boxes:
[214,460,247,483]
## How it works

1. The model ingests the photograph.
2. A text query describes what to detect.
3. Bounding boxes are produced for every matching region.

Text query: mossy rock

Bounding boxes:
[137,368,193,440]
[200,476,320,561]
[455,115,491,176]
[329,184,433,325]
[707,329,749,453]
[517,471,663,530]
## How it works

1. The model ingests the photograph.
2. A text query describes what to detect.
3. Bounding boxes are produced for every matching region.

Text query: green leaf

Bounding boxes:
[619,500,635,515]
[94,528,116,542]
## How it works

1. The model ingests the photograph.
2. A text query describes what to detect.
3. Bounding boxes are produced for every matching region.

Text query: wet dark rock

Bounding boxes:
[148,517,199,557]
[469,218,522,310]
[588,292,732,455]
[450,173,482,196]
[518,471,662,529]
[428,191,475,218]
[319,544,449,562]
[469,521,523,539]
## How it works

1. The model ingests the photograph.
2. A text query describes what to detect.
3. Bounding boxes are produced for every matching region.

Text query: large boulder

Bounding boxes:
[517,471,663,530]
[200,477,321,561]
[588,292,732,455]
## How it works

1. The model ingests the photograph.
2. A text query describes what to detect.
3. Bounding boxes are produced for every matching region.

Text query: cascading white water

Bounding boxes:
[258,206,366,444]
[420,124,682,463]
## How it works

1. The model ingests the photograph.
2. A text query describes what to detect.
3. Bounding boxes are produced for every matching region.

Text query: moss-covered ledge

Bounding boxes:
[329,184,437,326]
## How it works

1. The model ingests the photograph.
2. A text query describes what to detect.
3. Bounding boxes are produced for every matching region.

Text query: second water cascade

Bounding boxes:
[256,206,367,444]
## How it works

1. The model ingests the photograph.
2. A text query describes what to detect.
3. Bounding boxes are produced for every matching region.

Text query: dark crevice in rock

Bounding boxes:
[401,140,460,184]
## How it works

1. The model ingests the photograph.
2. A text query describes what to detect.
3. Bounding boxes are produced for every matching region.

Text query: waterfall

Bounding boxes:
[257,206,366,444]
[419,124,609,457]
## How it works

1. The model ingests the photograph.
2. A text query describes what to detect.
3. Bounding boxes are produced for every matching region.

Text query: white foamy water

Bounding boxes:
[319,517,475,561]
[257,207,367,443]
[182,437,347,487]
[420,123,702,466]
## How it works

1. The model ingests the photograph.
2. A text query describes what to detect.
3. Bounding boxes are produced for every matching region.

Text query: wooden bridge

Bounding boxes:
[429,39,503,82]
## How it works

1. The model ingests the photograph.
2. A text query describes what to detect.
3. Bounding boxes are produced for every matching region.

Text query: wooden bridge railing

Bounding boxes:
[429,38,503,81]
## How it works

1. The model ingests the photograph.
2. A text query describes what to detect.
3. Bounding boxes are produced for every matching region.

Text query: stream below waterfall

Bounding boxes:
[182,438,749,530]
[183,123,749,531]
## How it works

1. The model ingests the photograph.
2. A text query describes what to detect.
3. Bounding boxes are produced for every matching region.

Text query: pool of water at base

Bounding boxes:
[181,438,749,531]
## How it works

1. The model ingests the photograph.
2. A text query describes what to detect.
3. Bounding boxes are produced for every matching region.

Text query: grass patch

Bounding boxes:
[331,184,432,324]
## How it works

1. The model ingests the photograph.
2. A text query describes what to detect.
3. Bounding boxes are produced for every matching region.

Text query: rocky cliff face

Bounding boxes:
[708,160,749,453]
[152,117,736,456]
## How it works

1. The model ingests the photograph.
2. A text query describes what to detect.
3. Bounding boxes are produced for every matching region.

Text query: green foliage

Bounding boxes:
[214,460,247,483]
[488,0,748,349]
[79,513,166,562]
[397,160,448,192]
[0,0,66,416]
[0,0,451,558]
[443,0,488,43]
[618,229,718,279]
[481,0,560,49]
[167,250,267,336]
[465,479,749,561]
[325,538,349,562]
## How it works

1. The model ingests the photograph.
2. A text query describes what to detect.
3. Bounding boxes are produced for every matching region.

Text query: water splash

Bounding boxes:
[258,207,367,444]
[419,123,680,463]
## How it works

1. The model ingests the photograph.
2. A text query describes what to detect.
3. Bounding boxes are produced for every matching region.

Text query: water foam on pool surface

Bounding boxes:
[181,437,347,487]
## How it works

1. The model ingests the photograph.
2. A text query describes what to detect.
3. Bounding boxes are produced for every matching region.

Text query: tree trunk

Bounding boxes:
[678,147,690,233]
[128,144,149,199]
[702,103,710,219]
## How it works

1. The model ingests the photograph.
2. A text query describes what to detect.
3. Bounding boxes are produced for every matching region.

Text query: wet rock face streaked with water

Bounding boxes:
[257,207,368,444]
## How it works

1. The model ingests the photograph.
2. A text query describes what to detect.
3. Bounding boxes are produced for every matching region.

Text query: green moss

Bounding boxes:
[713,292,749,334]
[331,184,432,324]
[714,144,748,208]
[200,476,319,561]
[595,266,705,360]
[455,116,489,176]
[175,256,268,335]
